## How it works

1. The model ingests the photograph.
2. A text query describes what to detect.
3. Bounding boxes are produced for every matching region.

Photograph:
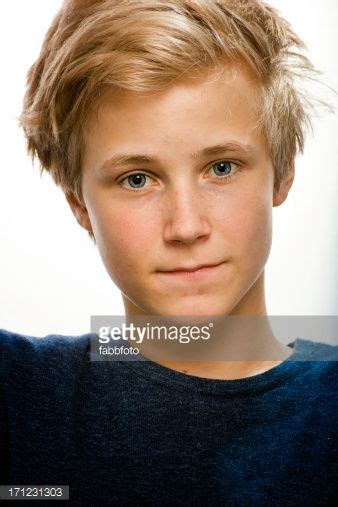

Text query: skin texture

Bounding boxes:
[66,63,295,378]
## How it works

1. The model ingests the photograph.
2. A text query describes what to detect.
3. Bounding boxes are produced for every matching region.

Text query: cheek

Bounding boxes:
[238,198,272,270]
[214,189,272,268]
[91,203,158,280]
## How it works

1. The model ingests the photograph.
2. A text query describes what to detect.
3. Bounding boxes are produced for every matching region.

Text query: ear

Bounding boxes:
[273,163,295,207]
[65,191,93,233]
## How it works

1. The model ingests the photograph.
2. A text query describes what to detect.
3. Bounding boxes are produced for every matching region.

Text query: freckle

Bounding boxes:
[182,369,188,374]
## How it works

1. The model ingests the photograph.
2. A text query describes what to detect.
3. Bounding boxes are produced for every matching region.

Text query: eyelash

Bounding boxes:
[117,159,240,192]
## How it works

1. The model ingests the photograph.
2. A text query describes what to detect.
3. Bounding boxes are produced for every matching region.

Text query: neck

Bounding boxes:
[123,272,293,379]
[134,315,292,380]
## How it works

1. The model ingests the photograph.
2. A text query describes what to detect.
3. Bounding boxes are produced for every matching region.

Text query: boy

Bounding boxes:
[1,0,337,505]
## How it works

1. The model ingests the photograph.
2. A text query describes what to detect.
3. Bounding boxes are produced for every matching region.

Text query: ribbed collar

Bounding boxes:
[120,338,313,396]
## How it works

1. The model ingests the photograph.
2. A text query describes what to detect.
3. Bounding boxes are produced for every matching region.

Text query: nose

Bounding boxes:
[163,183,211,244]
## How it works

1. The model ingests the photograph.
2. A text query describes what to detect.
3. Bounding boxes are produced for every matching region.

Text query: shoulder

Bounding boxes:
[290,338,338,390]
[291,337,338,361]
[0,327,91,353]
[0,328,92,383]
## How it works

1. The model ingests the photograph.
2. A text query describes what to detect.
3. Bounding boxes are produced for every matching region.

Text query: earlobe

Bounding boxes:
[273,164,295,207]
[65,191,93,233]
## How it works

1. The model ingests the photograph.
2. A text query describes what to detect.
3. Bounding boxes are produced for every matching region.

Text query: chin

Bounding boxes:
[150,296,235,318]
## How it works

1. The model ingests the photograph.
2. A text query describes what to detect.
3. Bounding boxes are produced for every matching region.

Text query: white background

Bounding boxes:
[0,1,337,337]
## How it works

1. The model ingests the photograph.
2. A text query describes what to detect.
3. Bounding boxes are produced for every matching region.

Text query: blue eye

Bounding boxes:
[123,173,148,189]
[210,160,236,178]
[119,160,238,192]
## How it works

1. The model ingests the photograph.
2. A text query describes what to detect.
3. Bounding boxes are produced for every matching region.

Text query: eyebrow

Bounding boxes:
[97,142,257,175]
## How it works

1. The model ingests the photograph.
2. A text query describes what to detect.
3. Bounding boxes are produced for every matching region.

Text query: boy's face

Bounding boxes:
[68,63,292,317]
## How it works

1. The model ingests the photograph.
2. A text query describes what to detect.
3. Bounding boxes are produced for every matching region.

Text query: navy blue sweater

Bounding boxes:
[0,329,337,506]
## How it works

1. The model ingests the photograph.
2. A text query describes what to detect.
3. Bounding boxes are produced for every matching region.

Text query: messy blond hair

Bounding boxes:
[20,0,318,242]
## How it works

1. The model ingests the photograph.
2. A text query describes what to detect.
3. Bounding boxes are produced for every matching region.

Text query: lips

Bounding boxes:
[159,261,224,273]
[157,261,226,281]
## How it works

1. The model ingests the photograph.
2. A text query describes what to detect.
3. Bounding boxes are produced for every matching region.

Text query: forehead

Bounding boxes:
[82,62,264,171]
[87,61,261,126]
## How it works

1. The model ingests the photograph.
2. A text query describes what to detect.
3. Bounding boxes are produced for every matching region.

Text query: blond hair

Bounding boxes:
[20,0,318,241]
